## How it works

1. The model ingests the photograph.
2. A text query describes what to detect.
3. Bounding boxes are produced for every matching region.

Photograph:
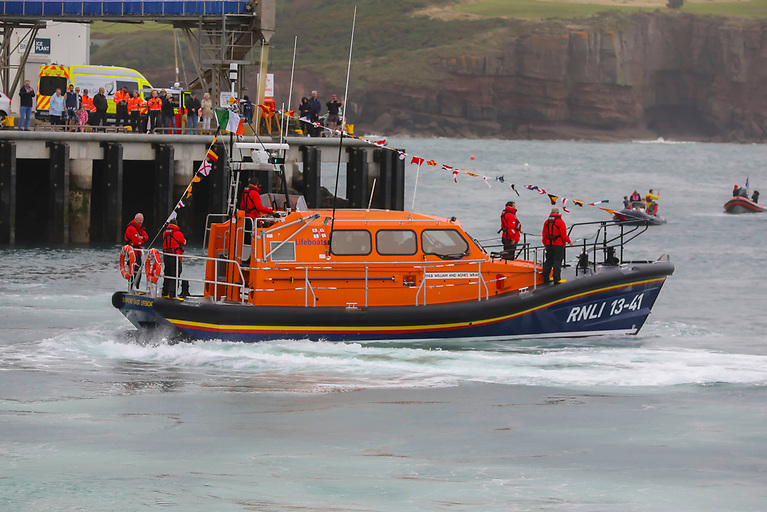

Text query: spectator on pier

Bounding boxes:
[186,92,201,134]
[127,91,144,133]
[242,95,253,125]
[80,89,94,123]
[162,221,186,299]
[146,90,163,132]
[92,87,108,127]
[64,84,79,130]
[161,90,176,133]
[326,94,342,132]
[17,80,35,130]
[114,86,130,127]
[308,90,321,136]
[49,88,64,126]
[76,105,89,132]
[201,92,214,134]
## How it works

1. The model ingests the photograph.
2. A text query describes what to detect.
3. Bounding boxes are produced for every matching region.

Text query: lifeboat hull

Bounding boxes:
[113,260,673,343]
[723,197,767,214]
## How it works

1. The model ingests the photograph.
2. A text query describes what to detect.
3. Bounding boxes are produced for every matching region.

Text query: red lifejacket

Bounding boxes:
[542,214,570,246]
[500,206,521,243]
[162,224,186,254]
[239,185,273,219]
[124,220,148,248]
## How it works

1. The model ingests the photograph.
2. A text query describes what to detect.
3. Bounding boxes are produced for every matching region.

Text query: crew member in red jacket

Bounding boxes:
[124,212,148,287]
[541,207,572,284]
[239,177,274,220]
[499,201,521,260]
[162,221,186,298]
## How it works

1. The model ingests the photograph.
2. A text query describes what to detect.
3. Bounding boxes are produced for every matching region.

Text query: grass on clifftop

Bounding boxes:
[457,0,767,18]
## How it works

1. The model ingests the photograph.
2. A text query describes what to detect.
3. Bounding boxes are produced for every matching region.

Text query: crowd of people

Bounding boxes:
[17,82,218,134]
[297,90,343,136]
[17,81,345,136]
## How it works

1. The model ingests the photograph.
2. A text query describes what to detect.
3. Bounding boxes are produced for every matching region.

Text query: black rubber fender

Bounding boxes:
[111,291,126,309]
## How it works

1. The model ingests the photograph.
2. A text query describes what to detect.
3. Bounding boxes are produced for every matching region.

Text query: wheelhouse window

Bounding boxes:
[376,229,417,256]
[330,230,372,256]
[421,229,469,259]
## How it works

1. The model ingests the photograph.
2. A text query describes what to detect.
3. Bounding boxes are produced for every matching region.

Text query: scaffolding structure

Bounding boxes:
[0,0,274,104]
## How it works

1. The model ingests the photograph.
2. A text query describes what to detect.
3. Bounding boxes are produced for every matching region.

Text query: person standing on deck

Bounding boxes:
[541,207,572,285]
[124,213,148,287]
[162,221,186,299]
[499,201,521,260]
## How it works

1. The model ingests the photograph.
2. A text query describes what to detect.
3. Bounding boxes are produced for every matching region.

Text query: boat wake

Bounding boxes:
[10,327,767,392]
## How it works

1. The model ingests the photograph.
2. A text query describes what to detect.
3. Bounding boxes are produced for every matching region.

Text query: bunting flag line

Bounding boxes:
[198,160,212,177]
[268,106,617,212]
[206,148,219,162]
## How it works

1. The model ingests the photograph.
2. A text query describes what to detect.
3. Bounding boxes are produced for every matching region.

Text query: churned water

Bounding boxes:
[1,138,766,511]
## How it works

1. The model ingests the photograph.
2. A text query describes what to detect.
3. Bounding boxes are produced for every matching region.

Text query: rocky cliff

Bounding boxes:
[321,13,767,141]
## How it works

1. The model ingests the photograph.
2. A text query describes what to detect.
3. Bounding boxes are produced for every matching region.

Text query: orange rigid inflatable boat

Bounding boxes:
[113,143,674,343]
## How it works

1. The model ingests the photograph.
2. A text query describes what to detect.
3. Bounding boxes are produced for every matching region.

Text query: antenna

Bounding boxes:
[328,6,357,255]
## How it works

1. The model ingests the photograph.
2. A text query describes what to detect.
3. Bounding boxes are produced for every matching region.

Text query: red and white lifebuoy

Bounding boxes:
[145,248,162,284]
[119,245,136,280]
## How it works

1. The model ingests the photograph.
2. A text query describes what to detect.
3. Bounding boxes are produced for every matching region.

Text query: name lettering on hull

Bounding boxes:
[566,293,644,323]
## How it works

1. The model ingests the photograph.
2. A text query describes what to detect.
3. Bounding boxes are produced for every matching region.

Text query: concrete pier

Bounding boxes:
[0,131,404,245]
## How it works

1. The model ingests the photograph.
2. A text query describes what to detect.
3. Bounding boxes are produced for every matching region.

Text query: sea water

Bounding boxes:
[1,138,766,511]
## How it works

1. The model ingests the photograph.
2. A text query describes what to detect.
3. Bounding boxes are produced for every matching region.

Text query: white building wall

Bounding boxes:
[9,22,89,114]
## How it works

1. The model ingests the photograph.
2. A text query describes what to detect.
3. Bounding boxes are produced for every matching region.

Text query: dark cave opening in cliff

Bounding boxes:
[645,105,719,138]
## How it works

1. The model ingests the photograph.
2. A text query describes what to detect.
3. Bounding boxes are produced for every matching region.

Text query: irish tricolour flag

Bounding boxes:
[215,110,244,135]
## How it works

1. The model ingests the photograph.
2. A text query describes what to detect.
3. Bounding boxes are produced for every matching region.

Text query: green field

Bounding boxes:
[456,0,767,19]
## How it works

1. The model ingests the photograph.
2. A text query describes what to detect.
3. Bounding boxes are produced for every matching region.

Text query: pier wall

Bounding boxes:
[0,131,404,245]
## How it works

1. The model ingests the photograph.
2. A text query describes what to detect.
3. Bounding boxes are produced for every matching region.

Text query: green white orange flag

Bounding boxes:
[215,110,244,135]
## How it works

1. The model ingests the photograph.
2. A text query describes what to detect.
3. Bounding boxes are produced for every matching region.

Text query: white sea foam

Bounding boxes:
[18,330,767,392]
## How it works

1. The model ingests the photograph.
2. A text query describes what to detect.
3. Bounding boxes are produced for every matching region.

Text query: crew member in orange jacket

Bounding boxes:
[124,212,148,287]
[239,177,274,220]
[162,221,186,298]
[541,207,572,284]
[499,201,521,260]
[127,90,144,133]
[114,86,130,127]
[146,90,163,133]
